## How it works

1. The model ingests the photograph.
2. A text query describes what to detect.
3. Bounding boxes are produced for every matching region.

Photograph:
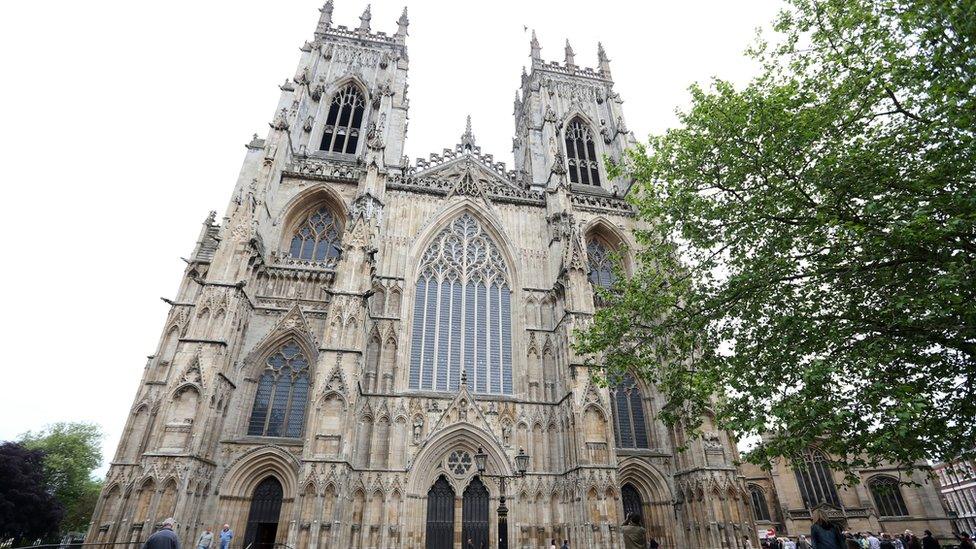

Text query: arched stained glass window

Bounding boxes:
[289,205,342,262]
[587,237,616,289]
[409,213,513,395]
[794,448,840,508]
[749,484,772,522]
[869,476,910,517]
[565,118,601,185]
[247,340,311,438]
[320,84,366,154]
[611,373,649,449]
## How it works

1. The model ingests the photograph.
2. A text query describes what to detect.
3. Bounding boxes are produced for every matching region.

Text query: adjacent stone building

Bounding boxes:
[934,459,976,535]
[84,4,953,549]
[742,453,953,542]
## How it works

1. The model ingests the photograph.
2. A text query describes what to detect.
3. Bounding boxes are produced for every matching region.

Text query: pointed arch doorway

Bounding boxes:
[622,483,644,525]
[244,477,283,549]
[462,477,489,549]
[426,475,455,549]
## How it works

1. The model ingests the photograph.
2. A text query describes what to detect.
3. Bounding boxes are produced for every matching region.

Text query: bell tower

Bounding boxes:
[513,32,636,194]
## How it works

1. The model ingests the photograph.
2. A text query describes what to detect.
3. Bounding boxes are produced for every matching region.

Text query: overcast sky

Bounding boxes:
[0,0,781,475]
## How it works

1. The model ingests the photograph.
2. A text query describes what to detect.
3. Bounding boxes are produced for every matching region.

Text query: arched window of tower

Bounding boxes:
[564,117,601,186]
[246,340,311,438]
[586,236,616,289]
[611,372,650,449]
[408,213,514,395]
[320,84,366,154]
[288,204,342,263]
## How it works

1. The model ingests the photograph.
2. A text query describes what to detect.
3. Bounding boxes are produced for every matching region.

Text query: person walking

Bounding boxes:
[920,530,939,549]
[867,532,881,549]
[797,535,812,549]
[218,524,233,549]
[810,509,846,549]
[880,533,896,549]
[956,532,976,549]
[550,539,557,549]
[904,531,922,549]
[196,527,213,549]
[143,518,180,549]
[620,513,647,549]
[560,540,570,549]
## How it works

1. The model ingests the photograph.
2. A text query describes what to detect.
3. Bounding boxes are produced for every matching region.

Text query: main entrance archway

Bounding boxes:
[244,476,283,549]
[461,477,489,549]
[426,475,455,549]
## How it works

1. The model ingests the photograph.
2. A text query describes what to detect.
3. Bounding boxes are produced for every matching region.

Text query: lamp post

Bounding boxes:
[474,446,529,549]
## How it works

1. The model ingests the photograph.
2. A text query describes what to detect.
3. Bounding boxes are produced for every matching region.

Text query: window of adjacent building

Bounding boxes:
[288,205,342,262]
[247,340,310,437]
[794,448,841,508]
[868,476,910,517]
[611,372,649,449]
[320,84,366,154]
[749,484,772,522]
[564,118,601,186]
[408,213,513,395]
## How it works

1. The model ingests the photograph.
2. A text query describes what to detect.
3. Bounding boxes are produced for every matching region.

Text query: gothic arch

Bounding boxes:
[239,322,318,377]
[322,75,370,105]
[405,199,522,291]
[275,184,348,245]
[583,217,632,274]
[406,423,512,496]
[216,445,300,498]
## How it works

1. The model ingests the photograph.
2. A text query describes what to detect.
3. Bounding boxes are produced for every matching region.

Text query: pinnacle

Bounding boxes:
[461,115,476,150]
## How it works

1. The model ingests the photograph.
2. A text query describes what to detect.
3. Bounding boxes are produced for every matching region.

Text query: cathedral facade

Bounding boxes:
[87,4,946,549]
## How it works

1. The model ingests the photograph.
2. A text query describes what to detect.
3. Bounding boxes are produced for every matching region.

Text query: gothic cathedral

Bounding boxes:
[87,4,764,548]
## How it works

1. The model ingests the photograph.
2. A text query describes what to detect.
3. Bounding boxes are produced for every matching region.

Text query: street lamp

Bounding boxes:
[474,446,529,549]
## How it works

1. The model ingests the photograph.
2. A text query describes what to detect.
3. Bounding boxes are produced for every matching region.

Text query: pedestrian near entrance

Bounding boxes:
[560,540,569,549]
[143,518,180,549]
[196,527,213,549]
[218,524,233,549]
[810,509,846,549]
[620,512,647,549]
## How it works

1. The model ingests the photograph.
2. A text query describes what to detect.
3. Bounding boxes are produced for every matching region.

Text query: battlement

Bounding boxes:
[313,2,408,47]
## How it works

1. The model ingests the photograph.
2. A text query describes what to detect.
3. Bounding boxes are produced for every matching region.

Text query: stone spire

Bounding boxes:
[357,4,372,33]
[396,6,409,38]
[315,0,334,37]
[530,29,541,61]
[564,39,576,67]
[460,115,476,150]
[598,41,611,77]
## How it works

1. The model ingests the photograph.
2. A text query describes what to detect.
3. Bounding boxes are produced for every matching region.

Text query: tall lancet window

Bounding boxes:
[320,84,366,154]
[565,118,601,186]
[289,205,342,262]
[409,213,514,395]
[247,340,311,438]
[587,237,616,289]
[794,448,841,508]
[611,372,649,449]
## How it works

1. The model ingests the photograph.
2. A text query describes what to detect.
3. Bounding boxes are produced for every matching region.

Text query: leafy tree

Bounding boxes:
[579,0,975,477]
[21,423,103,534]
[0,442,65,545]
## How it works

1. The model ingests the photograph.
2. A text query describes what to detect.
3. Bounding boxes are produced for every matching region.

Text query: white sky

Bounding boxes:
[0,0,781,476]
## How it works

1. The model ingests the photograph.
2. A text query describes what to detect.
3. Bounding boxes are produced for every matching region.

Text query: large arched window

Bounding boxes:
[749,484,772,522]
[288,204,342,262]
[868,476,910,517]
[587,237,616,289]
[565,117,601,186]
[247,340,311,437]
[320,84,366,154]
[611,372,649,449]
[409,213,513,395]
[794,448,841,508]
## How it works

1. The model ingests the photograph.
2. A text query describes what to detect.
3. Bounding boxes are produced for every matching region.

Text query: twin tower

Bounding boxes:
[89,3,756,549]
